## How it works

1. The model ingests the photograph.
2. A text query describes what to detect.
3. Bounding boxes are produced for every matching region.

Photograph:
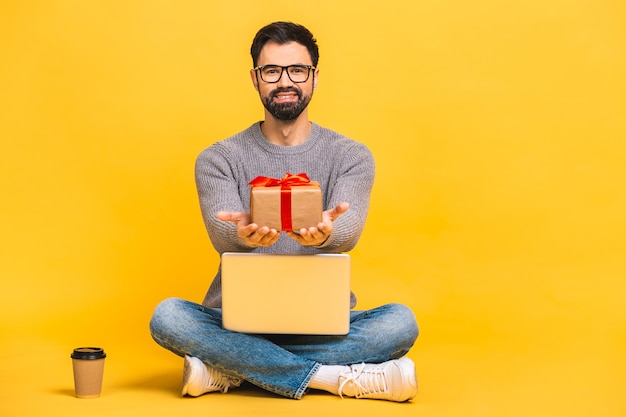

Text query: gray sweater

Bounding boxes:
[196,122,375,308]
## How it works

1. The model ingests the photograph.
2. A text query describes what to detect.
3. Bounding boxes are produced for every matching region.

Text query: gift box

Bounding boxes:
[249,173,322,232]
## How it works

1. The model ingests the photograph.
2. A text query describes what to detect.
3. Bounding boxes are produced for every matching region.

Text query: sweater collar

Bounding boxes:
[250,122,322,154]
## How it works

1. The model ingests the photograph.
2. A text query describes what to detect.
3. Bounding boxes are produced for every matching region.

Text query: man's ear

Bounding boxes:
[250,69,259,91]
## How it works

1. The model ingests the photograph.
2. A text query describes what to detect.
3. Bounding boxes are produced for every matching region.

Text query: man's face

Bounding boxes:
[251,41,318,121]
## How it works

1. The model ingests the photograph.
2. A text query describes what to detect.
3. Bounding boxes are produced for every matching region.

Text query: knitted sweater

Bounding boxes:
[195,122,375,308]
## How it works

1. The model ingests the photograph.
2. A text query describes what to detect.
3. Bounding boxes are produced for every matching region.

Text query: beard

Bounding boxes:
[261,87,313,121]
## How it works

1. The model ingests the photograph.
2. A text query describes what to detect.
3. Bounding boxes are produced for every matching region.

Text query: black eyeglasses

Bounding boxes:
[253,64,316,83]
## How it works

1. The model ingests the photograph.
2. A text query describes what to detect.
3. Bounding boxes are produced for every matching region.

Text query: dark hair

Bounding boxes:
[250,21,319,68]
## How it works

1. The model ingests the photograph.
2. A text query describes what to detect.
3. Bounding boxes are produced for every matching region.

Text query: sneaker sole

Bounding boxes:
[181,355,196,396]
[395,357,418,402]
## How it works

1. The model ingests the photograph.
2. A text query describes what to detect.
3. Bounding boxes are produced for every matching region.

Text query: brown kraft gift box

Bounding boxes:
[249,173,322,232]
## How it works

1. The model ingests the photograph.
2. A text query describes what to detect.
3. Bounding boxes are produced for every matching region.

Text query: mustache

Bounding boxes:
[270,87,302,99]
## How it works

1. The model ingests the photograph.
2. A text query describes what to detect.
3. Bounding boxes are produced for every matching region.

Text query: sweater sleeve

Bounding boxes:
[317,141,375,252]
[194,144,254,253]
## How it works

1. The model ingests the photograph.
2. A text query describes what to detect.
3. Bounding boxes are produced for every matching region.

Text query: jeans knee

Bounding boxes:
[149,297,185,339]
[385,303,419,346]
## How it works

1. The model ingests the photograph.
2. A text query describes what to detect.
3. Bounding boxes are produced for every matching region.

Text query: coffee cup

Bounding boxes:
[71,347,106,398]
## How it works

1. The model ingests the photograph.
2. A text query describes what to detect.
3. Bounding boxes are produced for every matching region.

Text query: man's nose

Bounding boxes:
[276,68,292,86]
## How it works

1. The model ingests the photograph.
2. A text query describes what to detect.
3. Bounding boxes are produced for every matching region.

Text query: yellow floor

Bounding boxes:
[2,286,625,417]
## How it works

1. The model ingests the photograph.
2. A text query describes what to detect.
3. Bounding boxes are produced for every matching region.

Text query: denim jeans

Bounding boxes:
[149,298,419,399]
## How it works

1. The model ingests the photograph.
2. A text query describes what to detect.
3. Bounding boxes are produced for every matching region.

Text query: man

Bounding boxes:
[150,21,419,402]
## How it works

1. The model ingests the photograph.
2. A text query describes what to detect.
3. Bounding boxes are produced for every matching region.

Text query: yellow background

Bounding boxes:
[1,1,625,416]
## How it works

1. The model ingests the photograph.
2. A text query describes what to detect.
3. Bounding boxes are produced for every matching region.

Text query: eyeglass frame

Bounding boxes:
[253,64,316,83]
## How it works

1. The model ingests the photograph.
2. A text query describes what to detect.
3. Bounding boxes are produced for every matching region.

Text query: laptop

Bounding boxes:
[220,252,351,335]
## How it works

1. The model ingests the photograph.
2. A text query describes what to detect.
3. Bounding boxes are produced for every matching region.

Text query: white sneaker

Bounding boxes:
[181,355,243,397]
[338,357,417,402]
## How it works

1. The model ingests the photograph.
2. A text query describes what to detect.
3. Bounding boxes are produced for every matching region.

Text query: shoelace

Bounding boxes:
[338,363,389,399]
[206,367,242,393]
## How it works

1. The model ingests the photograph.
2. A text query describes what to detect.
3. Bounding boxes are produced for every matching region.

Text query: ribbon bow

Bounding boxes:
[248,172,312,188]
[249,173,314,231]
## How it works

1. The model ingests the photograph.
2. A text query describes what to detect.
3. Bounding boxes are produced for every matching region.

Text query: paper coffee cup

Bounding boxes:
[71,347,106,398]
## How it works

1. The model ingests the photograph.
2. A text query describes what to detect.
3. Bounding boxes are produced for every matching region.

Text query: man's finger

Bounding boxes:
[328,202,350,221]
[217,211,244,223]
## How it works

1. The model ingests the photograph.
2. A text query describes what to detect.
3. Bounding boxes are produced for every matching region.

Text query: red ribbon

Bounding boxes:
[249,173,313,231]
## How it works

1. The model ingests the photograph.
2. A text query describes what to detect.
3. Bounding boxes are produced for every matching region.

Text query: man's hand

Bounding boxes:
[286,202,349,247]
[216,211,280,247]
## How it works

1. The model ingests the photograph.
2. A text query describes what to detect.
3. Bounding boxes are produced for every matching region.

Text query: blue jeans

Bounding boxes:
[149,298,419,399]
